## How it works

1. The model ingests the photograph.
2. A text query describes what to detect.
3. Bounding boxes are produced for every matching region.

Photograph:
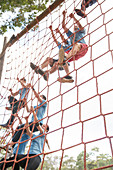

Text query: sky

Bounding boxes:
[0,0,113,168]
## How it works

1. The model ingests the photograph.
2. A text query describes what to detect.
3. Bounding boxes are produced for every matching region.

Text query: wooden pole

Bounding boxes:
[0,0,65,58]
[0,37,7,82]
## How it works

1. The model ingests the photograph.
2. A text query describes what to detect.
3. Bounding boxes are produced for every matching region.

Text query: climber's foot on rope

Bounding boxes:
[37,69,49,81]
[5,106,12,110]
[75,9,87,18]
[58,47,65,66]
[0,123,9,129]
[30,62,39,74]
[57,75,74,83]
[30,62,49,81]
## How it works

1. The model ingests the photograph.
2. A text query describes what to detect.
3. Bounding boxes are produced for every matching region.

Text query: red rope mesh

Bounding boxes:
[0,0,113,169]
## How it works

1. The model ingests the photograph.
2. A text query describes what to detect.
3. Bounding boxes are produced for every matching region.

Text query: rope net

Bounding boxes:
[0,0,113,169]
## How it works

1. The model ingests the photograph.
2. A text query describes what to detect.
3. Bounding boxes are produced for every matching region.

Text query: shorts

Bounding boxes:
[66,29,86,44]
[68,43,88,62]
[50,58,70,71]
[58,42,72,52]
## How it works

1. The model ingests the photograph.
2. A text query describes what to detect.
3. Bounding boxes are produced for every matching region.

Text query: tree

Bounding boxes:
[61,155,76,170]
[37,155,59,170]
[76,151,91,170]
[0,144,113,169]
[76,147,113,170]
[40,151,113,170]
[0,0,54,34]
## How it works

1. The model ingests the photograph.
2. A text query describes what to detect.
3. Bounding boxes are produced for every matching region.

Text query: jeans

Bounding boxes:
[0,154,41,170]
[18,154,41,170]
[12,121,41,143]
[7,96,25,125]
[0,156,19,170]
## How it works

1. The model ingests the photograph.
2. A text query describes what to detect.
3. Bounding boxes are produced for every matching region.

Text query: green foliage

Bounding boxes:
[61,155,76,170]
[37,148,113,170]
[0,145,113,169]
[0,0,54,34]
[37,155,59,170]
[76,147,113,170]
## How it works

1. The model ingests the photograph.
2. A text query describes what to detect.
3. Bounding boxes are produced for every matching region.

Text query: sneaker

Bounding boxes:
[0,123,9,129]
[64,75,73,79]
[75,9,86,18]
[57,75,74,83]
[58,47,65,66]
[5,106,12,110]
[38,69,49,81]
[30,62,49,81]
[30,62,39,73]
[43,71,49,81]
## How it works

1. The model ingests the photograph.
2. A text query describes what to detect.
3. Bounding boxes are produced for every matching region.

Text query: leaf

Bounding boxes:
[0,0,55,34]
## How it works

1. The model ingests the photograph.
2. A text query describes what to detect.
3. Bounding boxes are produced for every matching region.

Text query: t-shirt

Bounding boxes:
[13,132,45,160]
[19,88,29,100]
[74,28,86,44]
[29,132,45,160]
[31,100,47,124]
[67,28,86,45]
[13,133,29,155]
